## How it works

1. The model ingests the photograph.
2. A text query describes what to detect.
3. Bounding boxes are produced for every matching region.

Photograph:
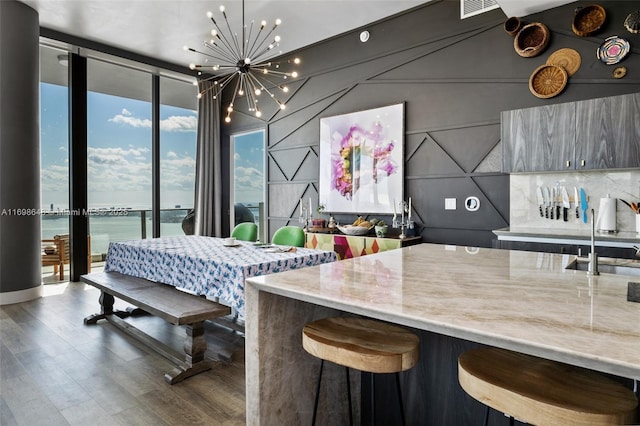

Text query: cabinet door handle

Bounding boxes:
[580,159,585,167]
[566,160,571,168]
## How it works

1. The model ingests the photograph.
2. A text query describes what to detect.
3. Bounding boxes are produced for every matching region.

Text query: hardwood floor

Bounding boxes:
[0,277,246,425]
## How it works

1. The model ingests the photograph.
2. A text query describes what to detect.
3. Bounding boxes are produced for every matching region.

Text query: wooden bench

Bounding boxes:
[81,271,231,384]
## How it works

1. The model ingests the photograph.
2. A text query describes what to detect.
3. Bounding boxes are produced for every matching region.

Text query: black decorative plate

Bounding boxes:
[597,36,630,65]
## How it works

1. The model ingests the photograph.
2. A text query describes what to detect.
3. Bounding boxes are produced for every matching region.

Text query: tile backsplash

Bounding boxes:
[510,170,640,233]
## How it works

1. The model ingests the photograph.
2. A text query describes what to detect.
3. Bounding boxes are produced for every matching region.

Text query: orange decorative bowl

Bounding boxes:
[529,64,568,99]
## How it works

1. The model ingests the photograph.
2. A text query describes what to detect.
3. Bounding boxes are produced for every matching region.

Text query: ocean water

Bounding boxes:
[42,205,261,255]
[41,212,188,255]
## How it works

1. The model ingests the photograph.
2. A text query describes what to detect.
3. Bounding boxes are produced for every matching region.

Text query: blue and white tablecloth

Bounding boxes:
[104,235,338,319]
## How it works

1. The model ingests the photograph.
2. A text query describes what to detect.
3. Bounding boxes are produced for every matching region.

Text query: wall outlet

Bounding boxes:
[445,197,456,210]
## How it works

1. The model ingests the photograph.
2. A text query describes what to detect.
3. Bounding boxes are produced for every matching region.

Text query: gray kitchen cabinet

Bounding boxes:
[501,103,575,172]
[502,92,640,173]
[575,92,640,170]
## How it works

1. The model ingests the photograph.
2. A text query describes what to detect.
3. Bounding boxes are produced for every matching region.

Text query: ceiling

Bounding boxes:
[22,0,436,71]
[22,0,577,72]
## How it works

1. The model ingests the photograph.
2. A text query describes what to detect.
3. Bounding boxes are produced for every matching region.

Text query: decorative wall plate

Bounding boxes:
[612,66,627,79]
[529,64,568,99]
[597,36,630,65]
[546,48,581,76]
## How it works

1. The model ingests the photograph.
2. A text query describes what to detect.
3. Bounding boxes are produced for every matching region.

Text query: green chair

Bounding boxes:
[231,222,258,242]
[272,226,305,247]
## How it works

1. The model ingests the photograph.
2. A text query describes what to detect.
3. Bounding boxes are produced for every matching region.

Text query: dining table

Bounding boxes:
[103,235,338,320]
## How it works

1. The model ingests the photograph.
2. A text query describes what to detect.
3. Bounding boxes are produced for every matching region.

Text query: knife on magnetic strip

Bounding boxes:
[562,186,570,222]
[536,187,544,217]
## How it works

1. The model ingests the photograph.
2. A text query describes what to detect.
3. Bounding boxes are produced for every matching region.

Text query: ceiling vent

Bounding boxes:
[461,0,499,19]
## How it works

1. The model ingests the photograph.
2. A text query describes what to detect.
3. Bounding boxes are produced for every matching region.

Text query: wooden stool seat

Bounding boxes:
[302,317,420,373]
[458,347,639,426]
[303,317,419,425]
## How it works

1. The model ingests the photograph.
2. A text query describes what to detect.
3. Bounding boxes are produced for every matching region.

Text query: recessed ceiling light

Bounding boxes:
[360,31,370,43]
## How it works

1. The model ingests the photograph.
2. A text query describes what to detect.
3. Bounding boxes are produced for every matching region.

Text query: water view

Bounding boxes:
[41,204,262,257]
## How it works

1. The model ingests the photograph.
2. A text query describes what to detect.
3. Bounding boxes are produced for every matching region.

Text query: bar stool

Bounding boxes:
[302,317,419,425]
[458,347,639,426]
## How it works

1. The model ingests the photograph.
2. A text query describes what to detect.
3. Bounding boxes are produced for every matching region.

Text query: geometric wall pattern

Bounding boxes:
[224,1,640,248]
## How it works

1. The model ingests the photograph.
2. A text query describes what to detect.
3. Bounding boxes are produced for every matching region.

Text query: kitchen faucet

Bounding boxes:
[587,208,599,275]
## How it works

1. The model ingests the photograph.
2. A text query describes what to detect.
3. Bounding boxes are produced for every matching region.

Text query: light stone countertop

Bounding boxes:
[246,243,640,380]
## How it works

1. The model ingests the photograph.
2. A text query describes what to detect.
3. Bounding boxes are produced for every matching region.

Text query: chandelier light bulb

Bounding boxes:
[291,71,298,78]
[225,116,231,123]
[189,64,196,70]
[274,35,281,43]
[261,20,267,26]
[256,110,262,118]
[219,6,225,13]
[281,86,289,92]
[255,88,261,95]
[280,103,286,110]
[275,19,282,26]
[206,11,213,18]
[293,58,301,64]
[211,29,217,37]
[238,88,244,95]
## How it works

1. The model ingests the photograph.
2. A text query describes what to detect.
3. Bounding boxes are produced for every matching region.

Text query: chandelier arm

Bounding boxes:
[216,72,240,93]
[244,20,256,58]
[204,42,238,64]
[252,67,294,78]
[241,75,254,111]
[251,72,288,92]
[209,16,242,60]
[246,22,266,60]
[210,32,241,63]
[246,72,280,103]
[186,46,232,65]
[250,43,281,63]
[247,24,279,60]
[220,8,242,58]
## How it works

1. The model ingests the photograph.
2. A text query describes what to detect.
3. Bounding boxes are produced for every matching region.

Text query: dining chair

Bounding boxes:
[271,226,305,247]
[231,222,258,242]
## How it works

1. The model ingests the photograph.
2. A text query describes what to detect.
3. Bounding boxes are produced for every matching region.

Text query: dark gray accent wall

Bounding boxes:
[0,0,41,300]
[222,0,640,247]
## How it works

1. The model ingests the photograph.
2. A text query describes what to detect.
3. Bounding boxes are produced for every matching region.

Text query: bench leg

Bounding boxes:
[84,291,149,325]
[164,321,212,384]
[84,291,115,324]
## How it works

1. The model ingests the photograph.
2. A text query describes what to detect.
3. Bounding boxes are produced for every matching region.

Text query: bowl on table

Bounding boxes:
[336,225,373,236]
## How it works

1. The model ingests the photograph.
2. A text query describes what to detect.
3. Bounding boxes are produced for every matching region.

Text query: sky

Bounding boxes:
[40,82,264,211]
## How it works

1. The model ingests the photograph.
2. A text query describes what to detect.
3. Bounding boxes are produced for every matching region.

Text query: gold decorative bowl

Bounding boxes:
[529,64,568,99]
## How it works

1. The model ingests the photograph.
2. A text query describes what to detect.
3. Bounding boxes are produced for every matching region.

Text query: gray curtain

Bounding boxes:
[193,80,222,237]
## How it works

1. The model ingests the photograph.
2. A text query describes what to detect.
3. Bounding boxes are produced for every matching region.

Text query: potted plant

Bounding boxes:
[375,220,389,237]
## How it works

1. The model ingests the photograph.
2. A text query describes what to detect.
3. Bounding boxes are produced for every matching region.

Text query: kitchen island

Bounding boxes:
[245,244,640,425]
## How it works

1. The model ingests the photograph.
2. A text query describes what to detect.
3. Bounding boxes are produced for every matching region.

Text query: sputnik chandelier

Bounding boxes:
[184,0,300,123]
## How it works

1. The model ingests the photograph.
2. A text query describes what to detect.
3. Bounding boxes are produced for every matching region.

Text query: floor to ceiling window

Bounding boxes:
[159,76,198,237]
[39,45,70,282]
[231,129,266,241]
[87,58,153,257]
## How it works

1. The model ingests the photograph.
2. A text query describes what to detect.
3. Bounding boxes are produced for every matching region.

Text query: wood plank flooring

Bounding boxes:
[0,279,246,425]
